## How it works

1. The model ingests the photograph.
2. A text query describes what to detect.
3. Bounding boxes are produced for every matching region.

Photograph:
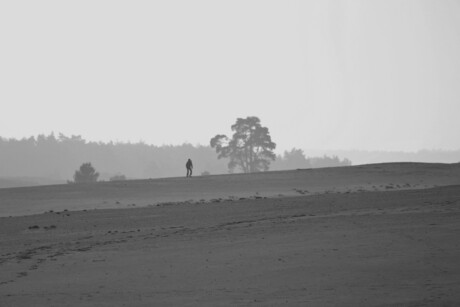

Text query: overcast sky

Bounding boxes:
[1,0,459,153]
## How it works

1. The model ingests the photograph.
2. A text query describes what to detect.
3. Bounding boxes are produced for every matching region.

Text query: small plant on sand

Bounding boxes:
[201,171,211,176]
[72,162,99,183]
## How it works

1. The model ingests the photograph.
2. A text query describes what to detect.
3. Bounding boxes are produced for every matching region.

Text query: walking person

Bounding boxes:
[186,158,193,177]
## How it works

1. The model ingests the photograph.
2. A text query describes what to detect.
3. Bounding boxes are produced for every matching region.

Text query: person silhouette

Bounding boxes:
[186,159,193,177]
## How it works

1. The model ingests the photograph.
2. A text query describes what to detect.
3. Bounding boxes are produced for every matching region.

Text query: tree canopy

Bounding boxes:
[73,162,99,183]
[210,116,276,173]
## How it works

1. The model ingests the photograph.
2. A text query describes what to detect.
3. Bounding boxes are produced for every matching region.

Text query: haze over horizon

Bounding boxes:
[1,1,459,153]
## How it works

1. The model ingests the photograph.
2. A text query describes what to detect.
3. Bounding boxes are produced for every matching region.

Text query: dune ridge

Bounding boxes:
[1,162,460,217]
[1,162,460,306]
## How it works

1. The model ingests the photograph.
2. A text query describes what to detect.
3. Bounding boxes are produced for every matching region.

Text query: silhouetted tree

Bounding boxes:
[210,116,276,173]
[281,148,311,169]
[73,162,99,183]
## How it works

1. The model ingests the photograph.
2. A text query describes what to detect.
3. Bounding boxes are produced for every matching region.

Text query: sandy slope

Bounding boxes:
[1,163,460,306]
[1,162,460,217]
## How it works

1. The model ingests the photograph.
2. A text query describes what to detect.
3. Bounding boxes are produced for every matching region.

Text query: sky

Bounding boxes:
[1,0,460,153]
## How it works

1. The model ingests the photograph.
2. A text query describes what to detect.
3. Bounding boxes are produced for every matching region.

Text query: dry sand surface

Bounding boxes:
[1,163,460,306]
[2,162,460,217]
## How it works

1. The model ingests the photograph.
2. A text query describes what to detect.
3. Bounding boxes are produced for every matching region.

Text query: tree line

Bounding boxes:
[0,133,229,182]
[209,116,351,173]
[0,117,352,186]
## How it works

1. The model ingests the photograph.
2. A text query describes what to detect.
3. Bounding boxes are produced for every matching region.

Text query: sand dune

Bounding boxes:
[1,163,460,306]
[1,162,460,217]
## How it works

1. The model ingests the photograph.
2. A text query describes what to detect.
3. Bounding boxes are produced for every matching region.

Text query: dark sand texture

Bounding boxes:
[1,163,460,306]
[1,162,460,217]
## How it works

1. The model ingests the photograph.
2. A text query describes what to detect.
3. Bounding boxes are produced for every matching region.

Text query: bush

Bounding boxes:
[72,162,99,183]
[201,171,211,176]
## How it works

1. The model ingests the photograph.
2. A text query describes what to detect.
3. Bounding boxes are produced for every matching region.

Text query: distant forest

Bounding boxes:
[302,149,460,166]
[0,134,351,187]
[2,133,458,188]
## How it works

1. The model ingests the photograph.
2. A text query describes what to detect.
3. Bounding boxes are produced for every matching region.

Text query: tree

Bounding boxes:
[210,116,276,173]
[271,148,311,170]
[73,162,99,183]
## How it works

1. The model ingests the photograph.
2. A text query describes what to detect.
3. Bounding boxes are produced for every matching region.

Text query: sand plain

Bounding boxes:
[1,162,460,306]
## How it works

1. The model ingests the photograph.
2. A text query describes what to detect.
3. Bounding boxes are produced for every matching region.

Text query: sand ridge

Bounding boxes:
[1,162,460,217]
[1,163,460,306]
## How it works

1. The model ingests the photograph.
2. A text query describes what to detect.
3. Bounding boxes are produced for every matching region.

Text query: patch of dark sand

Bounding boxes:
[1,185,460,306]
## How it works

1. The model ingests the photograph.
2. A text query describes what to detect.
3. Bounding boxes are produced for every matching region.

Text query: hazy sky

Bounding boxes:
[1,0,459,153]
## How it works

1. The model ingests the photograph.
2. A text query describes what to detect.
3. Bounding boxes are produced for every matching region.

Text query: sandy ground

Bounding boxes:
[1,163,460,306]
[2,162,460,217]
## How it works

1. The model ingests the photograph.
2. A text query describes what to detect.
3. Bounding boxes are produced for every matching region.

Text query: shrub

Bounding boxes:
[72,162,99,183]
